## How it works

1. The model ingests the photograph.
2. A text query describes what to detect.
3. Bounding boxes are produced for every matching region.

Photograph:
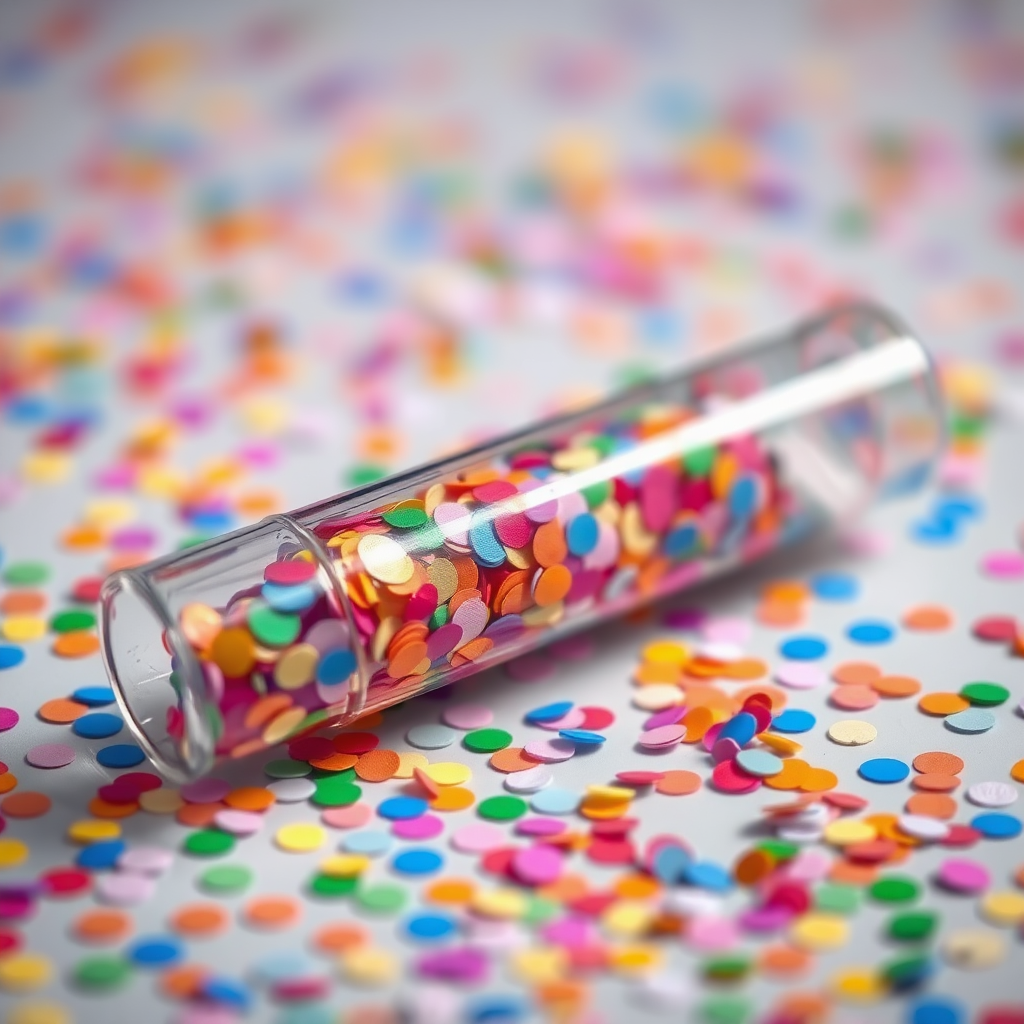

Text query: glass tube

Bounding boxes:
[100,303,944,781]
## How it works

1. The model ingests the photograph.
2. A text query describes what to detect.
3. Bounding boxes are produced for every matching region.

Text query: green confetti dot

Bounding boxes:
[869,876,920,904]
[428,605,449,630]
[756,840,799,862]
[346,464,388,487]
[882,952,931,986]
[178,535,213,549]
[199,864,253,893]
[49,609,97,633]
[74,955,132,989]
[522,895,561,926]
[703,955,753,981]
[698,995,752,1024]
[264,758,311,779]
[888,910,938,942]
[184,829,235,857]
[960,681,1009,707]
[815,883,861,915]
[310,874,358,898]
[682,446,717,478]
[477,795,527,821]
[382,507,428,529]
[247,603,301,647]
[463,728,513,754]
[312,775,362,807]
[356,883,407,914]
[3,561,50,586]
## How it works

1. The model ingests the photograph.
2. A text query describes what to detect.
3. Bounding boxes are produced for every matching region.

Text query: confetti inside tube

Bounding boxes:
[100,303,943,780]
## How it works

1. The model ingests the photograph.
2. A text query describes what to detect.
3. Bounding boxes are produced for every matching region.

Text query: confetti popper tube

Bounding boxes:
[100,303,943,781]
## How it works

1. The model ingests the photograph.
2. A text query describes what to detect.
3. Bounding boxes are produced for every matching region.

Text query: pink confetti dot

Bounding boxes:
[775,663,825,690]
[0,708,19,732]
[393,814,444,840]
[440,703,494,730]
[511,844,563,885]
[180,777,231,803]
[980,551,1024,579]
[936,857,990,893]
[451,823,507,853]
[95,872,156,905]
[321,803,372,829]
[25,743,76,769]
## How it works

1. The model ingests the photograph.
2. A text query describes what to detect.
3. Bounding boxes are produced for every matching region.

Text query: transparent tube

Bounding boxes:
[100,303,944,781]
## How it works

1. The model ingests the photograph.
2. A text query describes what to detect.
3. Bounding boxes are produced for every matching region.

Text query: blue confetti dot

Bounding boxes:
[718,712,758,747]
[392,849,443,875]
[127,936,184,967]
[779,636,828,661]
[847,619,895,644]
[934,495,983,521]
[529,787,580,816]
[96,744,145,768]
[71,685,115,707]
[683,861,733,892]
[467,995,529,1024]
[202,977,251,1011]
[909,996,965,1024]
[557,729,604,745]
[468,513,506,568]
[524,701,573,724]
[728,476,758,519]
[72,712,123,739]
[250,951,318,984]
[771,709,816,734]
[0,645,25,670]
[316,648,356,686]
[341,830,392,856]
[405,912,456,942]
[664,520,700,558]
[945,708,996,734]
[651,844,691,885]
[261,582,317,613]
[909,518,960,545]
[810,572,859,601]
[566,513,599,556]
[858,758,910,784]
[76,839,126,870]
[970,812,1022,839]
[377,796,428,821]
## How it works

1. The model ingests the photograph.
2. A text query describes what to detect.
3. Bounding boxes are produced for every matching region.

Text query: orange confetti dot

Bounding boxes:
[800,768,838,793]
[764,759,810,791]
[756,601,806,628]
[902,605,953,631]
[654,770,702,796]
[723,657,769,681]
[762,580,810,603]
[175,803,222,828]
[87,797,138,819]
[759,944,812,976]
[242,895,300,930]
[159,964,209,1000]
[905,793,958,819]
[312,922,368,953]
[488,747,537,773]
[912,751,964,775]
[831,661,881,686]
[354,749,400,783]
[38,697,88,723]
[613,874,661,899]
[429,786,475,812]
[52,630,100,658]
[917,692,970,716]
[828,860,879,886]
[912,773,961,792]
[533,564,572,607]
[423,878,476,904]
[73,909,132,944]
[0,773,17,794]
[871,674,922,698]
[1,791,51,818]
[1008,759,1024,784]
[170,903,229,937]
[735,849,776,885]
[0,591,46,614]
[224,787,276,812]
[210,626,256,677]
[308,752,359,772]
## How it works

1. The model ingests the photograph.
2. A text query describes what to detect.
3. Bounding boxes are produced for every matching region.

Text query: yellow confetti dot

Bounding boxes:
[830,967,885,1002]
[470,888,527,919]
[980,891,1024,927]
[790,913,850,951]
[641,640,690,667]
[602,901,656,938]
[261,706,307,746]
[137,465,187,499]
[942,928,1006,969]
[823,820,878,847]
[758,732,803,756]
[583,785,634,805]
[22,451,70,484]
[0,953,53,992]
[319,855,370,877]
[509,947,568,984]
[67,820,121,844]
[273,644,319,690]
[341,947,399,986]
[0,838,29,869]
[84,498,136,526]
[827,719,878,746]
[1,616,46,642]
[609,944,663,974]
[138,788,183,814]
[7,1002,72,1024]
[393,752,430,779]
[423,762,471,786]
[357,534,414,586]
[275,823,325,853]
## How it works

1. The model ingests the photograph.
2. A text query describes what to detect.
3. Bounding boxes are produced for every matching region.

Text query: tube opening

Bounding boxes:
[100,571,212,782]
